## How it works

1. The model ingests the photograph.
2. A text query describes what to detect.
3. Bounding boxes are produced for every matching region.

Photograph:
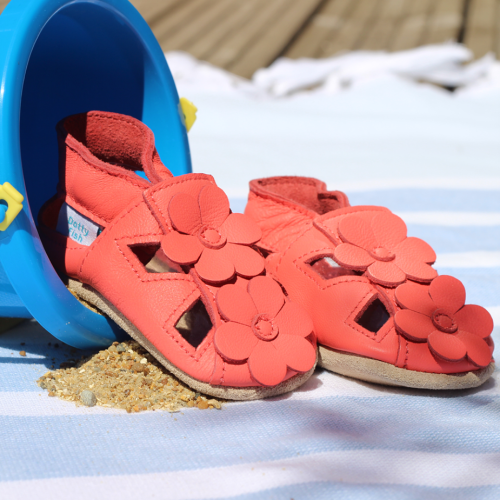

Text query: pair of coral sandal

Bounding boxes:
[38,111,495,401]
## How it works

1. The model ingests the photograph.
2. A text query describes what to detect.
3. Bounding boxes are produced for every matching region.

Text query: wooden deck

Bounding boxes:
[129,0,499,78]
[0,0,498,78]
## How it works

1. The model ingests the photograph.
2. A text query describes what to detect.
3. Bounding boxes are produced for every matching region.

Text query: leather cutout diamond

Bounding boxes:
[130,244,180,273]
[309,256,356,280]
[356,298,390,334]
[176,300,213,348]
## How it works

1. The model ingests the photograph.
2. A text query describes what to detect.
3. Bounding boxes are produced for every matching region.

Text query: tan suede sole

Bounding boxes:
[318,345,495,390]
[67,279,317,401]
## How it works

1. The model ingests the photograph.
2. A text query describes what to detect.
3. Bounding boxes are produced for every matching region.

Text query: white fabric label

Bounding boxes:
[56,202,101,246]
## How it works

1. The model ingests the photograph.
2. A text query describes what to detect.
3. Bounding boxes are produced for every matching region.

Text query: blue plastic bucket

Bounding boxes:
[0,0,192,347]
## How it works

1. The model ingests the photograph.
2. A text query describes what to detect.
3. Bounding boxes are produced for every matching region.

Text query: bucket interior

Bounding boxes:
[20,1,186,220]
[0,0,190,346]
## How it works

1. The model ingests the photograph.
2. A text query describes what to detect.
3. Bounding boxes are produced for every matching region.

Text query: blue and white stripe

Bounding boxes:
[1,184,499,499]
[2,48,500,498]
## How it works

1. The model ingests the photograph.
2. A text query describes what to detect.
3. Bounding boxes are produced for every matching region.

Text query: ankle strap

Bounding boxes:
[249,176,349,215]
[56,111,173,226]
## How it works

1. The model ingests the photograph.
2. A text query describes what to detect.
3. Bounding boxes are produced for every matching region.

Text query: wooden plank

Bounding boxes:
[129,0,151,12]
[188,2,260,60]
[496,0,500,58]
[285,0,352,59]
[357,0,408,51]
[320,0,381,57]
[130,0,181,26]
[153,0,214,46]
[206,0,288,70]
[390,0,433,51]
[464,0,496,58]
[161,0,238,53]
[229,0,325,77]
[423,0,462,45]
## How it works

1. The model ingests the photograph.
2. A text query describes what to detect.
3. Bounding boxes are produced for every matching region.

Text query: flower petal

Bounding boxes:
[396,259,437,284]
[395,236,436,264]
[216,282,257,325]
[371,212,407,248]
[366,261,406,287]
[273,334,316,373]
[274,301,314,338]
[394,238,437,283]
[338,215,378,250]
[428,331,466,362]
[333,243,374,270]
[394,309,435,341]
[429,275,465,314]
[168,193,202,234]
[455,304,494,339]
[455,330,492,368]
[395,281,435,316]
[248,341,287,386]
[221,213,262,245]
[195,246,235,283]
[247,276,285,318]
[226,243,265,279]
[161,232,203,265]
[214,322,258,362]
[198,184,230,229]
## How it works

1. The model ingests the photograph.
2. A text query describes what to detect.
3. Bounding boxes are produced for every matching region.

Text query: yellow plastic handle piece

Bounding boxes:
[180,97,198,132]
[0,182,24,231]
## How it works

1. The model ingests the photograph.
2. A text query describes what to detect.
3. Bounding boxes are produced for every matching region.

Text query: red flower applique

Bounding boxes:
[161,184,264,283]
[394,275,494,367]
[333,212,437,286]
[214,276,316,386]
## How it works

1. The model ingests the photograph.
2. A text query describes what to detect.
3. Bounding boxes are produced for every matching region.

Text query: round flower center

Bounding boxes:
[371,246,395,262]
[251,314,279,341]
[198,225,226,249]
[431,308,458,333]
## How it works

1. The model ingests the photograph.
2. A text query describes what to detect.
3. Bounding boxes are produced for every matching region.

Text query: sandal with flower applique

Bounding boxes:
[244,176,494,390]
[38,112,317,400]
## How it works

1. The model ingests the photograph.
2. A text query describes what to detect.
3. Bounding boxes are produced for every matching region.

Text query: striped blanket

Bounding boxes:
[1,47,499,499]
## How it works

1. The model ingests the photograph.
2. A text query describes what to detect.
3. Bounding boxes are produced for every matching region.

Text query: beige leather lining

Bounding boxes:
[319,345,494,390]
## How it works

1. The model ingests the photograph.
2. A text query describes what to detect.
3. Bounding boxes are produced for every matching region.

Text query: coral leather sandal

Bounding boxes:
[38,113,317,400]
[245,176,495,390]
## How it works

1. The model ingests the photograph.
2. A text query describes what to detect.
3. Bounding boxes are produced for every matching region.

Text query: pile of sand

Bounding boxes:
[37,340,223,413]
